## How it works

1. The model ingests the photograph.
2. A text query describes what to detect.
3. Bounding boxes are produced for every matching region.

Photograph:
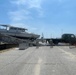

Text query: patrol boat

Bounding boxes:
[0,25,40,40]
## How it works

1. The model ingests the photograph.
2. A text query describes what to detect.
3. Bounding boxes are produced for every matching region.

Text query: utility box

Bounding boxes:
[19,43,29,50]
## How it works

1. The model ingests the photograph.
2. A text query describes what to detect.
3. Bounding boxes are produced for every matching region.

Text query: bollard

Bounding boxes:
[36,40,39,49]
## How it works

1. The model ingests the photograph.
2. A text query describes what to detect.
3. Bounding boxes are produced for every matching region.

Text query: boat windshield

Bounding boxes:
[0,25,9,30]
[0,25,6,30]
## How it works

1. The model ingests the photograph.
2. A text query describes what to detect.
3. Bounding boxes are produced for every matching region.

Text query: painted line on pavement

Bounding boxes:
[34,58,42,75]
[57,47,76,60]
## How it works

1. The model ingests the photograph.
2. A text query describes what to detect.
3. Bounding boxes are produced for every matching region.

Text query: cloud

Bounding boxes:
[9,0,43,25]
[28,0,42,9]
[10,0,43,16]
[9,9,31,22]
[10,0,27,5]
[9,0,65,23]
[11,0,42,9]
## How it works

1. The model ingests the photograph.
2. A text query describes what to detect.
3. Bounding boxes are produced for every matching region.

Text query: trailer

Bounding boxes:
[46,34,76,45]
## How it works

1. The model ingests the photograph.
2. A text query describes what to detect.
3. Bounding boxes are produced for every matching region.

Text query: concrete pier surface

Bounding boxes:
[0,46,76,75]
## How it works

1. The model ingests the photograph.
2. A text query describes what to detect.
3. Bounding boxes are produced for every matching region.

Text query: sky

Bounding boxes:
[0,0,76,38]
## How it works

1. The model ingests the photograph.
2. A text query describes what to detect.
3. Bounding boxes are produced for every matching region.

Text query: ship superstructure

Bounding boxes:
[0,25,40,40]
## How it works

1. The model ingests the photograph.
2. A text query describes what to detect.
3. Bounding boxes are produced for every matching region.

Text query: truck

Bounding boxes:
[46,34,76,45]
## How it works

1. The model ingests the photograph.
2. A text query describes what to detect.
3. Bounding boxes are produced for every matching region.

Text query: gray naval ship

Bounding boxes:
[0,25,40,40]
